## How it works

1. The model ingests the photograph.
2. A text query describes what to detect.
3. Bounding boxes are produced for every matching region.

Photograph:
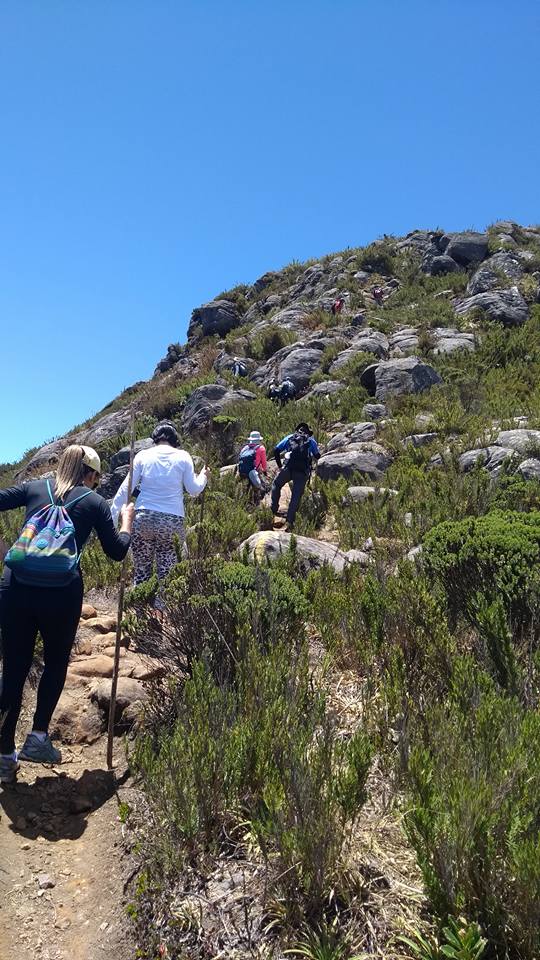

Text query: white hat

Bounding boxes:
[247,431,263,444]
[80,445,101,475]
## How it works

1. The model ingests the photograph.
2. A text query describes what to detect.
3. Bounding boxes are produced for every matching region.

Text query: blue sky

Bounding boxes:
[1,0,539,463]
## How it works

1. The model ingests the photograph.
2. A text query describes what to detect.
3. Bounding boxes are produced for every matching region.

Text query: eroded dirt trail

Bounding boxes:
[0,597,137,960]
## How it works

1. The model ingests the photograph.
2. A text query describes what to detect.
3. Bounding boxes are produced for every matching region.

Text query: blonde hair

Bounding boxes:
[55,445,92,501]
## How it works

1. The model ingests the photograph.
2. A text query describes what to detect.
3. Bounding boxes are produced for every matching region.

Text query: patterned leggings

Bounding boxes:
[131,510,186,608]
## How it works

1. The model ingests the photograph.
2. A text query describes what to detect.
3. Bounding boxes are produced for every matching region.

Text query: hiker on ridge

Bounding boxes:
[0,445,134,783]
[111,422,208,609]
[237,431,268,499]
[372,285,384,306]
[232,356,248,379]
[332,296,345,316]
[271,423,320,531]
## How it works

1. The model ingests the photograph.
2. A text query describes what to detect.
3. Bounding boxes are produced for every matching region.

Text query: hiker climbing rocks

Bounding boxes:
[111,422,208,608]
[268,378,296,406]
[332,296,345,316]
[232,356,247,378]
[238,431,268,499]
[271,423,320,530]
[0,445,134,783]
[372,285,384,306]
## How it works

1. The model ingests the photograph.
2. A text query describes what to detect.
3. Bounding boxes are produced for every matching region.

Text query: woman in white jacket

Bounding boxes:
[111,423,208,607]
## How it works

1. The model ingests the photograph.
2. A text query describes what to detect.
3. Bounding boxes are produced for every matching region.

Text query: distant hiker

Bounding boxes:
[332,296,345,316]
[267,379,280,402]
[238,431,268,498]
[373,285,384,306]
[271,423,320,530]
[0,445,134,783]
[111,422,208,608]
[232,357,247,378]
[279,379,297,406]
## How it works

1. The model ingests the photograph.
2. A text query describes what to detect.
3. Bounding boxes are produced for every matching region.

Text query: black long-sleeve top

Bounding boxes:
[0,478,130,586]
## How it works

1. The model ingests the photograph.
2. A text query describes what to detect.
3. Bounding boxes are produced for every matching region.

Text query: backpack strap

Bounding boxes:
[63,489,93,510]
[46,479,55,506]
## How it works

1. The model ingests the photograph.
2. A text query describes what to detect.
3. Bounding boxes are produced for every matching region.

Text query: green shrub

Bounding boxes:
[404,668,540,959]
[357,241,396,276]
[249,324,297,361]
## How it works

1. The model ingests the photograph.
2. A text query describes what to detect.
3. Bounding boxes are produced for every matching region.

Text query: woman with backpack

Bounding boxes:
[270,423,320,530]
[0,444,134,783]
[237,431,268,499]
[110,422,208,605]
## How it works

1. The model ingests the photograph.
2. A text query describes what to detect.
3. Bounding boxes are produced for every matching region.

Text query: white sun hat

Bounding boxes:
[247,431,263,444]
[80,445,102,475]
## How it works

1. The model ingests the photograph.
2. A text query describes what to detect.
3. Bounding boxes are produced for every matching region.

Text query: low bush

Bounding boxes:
[249,324,297,361]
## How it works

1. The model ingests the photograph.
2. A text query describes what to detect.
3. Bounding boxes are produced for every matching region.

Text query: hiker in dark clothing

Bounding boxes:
[232,357,248,378]
[372,285,384,306]
[332,296,345,316]
[271,423,320,530]
[0,445,134,783]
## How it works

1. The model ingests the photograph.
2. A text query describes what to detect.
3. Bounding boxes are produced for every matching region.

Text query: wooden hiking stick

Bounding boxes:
[197,419,212,558]
[107,411,136,770]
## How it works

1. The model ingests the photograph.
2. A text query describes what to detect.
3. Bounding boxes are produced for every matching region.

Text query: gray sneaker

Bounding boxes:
[19,734,62,764]
[0,755,19,784]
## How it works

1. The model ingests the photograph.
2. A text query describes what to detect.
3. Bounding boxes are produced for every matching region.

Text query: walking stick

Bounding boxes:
[197,420,212,558]
[107,411,136,770]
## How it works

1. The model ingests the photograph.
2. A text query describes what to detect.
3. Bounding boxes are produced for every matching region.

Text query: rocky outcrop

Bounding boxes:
[421,253,461,276]
[317,443,393,481]
[110,438,153,471]
[517,458,540,480]
[75,408,135,448]
[97,465,129,500]
[326,422,377,451]
[240,530,369,572]
[403,432,438,448]
[458,445,516,475]
[304,380,345,400]
[363,403,387,421]
[360,357,442,401]
[330,332,389,369]
[442,231,488,265]
[494,429,540,454]
[182,383,256,434]
[467,252,523,295]
[278,347,325,390]
[188,300,242,338]
[455,288,529,326]
[345,485,398,502]
[17,439,68,478]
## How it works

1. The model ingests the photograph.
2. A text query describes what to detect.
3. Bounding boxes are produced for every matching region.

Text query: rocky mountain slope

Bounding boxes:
[3,220,540,960]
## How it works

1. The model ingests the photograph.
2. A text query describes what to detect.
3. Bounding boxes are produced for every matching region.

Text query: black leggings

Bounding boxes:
[0,576,83,753]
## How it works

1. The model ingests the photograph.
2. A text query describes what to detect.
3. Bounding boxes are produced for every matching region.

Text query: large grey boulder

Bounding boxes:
[76,408,135,447]
[182,384,256,434]
[517,458,540,480]
[326,422,377,452]
[403,432,438,448]
[278,347,325,390]
[17,438,68,478]
[97,465,129,499]
[455,288,529,326]
[363,403,387,421]
[442,232,488,265]
[188,300,242,338]
[360,357,442,401]
[421,253,461,276]
[305,380,345,400]
[240,531,369,573]
[458,445,516,475]
[317,443,393,482]
[110,438,154,471]
[494,429,540,455]
[155,343,184,373]
[432,328,475,354]
[330,332,389,371]
[467,252,523,295]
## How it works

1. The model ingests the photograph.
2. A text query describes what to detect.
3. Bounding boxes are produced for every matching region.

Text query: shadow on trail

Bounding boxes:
[0,765,129,842]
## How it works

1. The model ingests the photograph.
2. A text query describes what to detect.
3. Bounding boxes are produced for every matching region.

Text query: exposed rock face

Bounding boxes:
[76,408,135,448]
[97,465,129,500]
[455,288,529,326]
[442,231,488,265]
[494,429,540,454]
[278,347,325,390]
[155,342,184,373]
[403,432,439,447]
[421,253,461,276]
[330,332,389,369]
[240,531,369,572]
[467,252,523,295]
[326,422,377,451]
[304,380,345,400]
[110,438,153,471]
[360,357,442,401]
[17,439,68,478]
[517,458,540,480]
[433,328,475,354]
[182,384,256,434]
[317,443,393,481]
[188,299,242,338]
[458,445,516,475]
[363,403,387,421]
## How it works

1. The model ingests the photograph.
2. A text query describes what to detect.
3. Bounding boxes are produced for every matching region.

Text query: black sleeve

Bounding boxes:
[93,498,131,561]
[0,483,28,512]
[273,447,282,469]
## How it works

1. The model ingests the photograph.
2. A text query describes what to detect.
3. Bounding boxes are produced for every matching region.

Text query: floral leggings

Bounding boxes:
[131,509,186,608]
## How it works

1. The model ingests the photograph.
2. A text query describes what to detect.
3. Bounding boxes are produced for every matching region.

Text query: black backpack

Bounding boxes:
[286,432,312,473]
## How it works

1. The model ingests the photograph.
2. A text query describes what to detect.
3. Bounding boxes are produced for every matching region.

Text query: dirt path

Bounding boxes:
[0,596,137,960]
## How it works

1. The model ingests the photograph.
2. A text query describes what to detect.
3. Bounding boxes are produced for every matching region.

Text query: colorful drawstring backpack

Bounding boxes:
[4,480,92,587]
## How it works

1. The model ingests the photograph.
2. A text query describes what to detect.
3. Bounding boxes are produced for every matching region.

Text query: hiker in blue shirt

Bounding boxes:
[271,423,320,530]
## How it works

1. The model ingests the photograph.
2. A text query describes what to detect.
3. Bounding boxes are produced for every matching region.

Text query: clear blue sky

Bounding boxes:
[1,0,539,463]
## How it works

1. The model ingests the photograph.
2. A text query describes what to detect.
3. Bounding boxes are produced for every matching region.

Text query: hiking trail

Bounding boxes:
[0,597,137,960]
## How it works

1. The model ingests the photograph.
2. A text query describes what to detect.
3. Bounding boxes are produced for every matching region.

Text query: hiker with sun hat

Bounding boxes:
[0,444,134,783]
[237,430,268,497]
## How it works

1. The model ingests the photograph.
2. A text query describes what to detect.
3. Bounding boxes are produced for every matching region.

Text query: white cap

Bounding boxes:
[248,431,263,444]
[80,445,101,475]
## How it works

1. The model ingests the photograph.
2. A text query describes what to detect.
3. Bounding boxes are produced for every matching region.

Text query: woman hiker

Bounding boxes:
[271,422,320,531]
[0,444,134,784]
[237,430,268,500]
[111,422,209,607]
